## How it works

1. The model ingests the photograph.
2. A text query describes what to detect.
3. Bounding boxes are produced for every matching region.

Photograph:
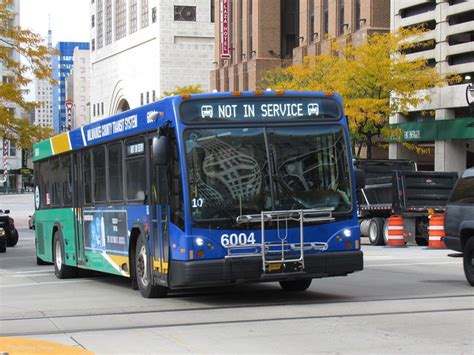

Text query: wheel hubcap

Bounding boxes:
[137,245,148,287]
[55,240,62,270]
[369,223,377,242]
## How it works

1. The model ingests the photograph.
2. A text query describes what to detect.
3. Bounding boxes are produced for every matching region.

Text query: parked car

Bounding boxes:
[445,167,474,286]
[0,227,6,253]
[0,209,19,248]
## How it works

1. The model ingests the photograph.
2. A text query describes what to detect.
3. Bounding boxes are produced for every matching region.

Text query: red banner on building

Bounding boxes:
[220,0,231,60]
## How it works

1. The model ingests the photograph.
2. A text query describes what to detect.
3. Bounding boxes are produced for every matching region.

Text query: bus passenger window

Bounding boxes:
[83,150,92,205]
[126,158,146,201]
[108,143,123,202]
[61,155,73,206]
[93,146,106,203]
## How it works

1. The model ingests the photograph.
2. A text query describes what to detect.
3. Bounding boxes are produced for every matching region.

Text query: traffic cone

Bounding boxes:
[387,215,406,247]
[428,214,447,249]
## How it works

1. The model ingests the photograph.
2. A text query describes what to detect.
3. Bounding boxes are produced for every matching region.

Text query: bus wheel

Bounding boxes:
[463,237,474,287]
[53,232,77,279]
[279,278,312,292]
[135,234,168,298]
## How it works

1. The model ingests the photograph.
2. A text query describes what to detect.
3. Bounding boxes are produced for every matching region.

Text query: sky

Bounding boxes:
[20,0,90,45]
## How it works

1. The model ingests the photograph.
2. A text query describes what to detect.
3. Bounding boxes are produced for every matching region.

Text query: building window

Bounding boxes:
[105,0,112,45]
[174,6,196,21]
[140,93,144,105]
[248,0,253,57]
[9,142,16,156]
[115,0,127,40]
[152,90,156,101]
[129,0,137,33]
[101,102,104,115]
[91,14,95,28]
[141,0,149,28]
[91,38,96,51]
[146,91,149,103]
[309,0,315,41]
[323,0,328,35]
[97,0,104,48]
[355,0,361,30]
[238,0,243,61]
[211,0,215,22]
[338,0,345,36]
[152,6,157,23]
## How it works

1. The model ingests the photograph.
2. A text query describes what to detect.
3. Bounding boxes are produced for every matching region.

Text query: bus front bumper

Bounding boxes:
[168,250,363,288]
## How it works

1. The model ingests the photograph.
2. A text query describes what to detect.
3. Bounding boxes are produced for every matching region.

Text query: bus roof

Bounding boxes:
[32,90,343,161]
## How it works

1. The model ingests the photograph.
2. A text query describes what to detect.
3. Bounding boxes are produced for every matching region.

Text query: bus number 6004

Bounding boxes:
[220,233,256,247]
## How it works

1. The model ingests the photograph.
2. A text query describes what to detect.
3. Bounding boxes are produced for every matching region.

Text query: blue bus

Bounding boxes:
[33,91,364,298]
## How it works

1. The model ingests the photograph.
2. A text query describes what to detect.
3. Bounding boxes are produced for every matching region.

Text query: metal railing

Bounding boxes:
[226,208,333,274]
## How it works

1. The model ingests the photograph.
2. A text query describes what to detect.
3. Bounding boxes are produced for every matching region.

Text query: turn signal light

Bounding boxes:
[232,91,242,96]
[254,90,263,95]
[197,250,205,258]
[325,90,334,96]
[181,94,191,99]
[275,90,285,95]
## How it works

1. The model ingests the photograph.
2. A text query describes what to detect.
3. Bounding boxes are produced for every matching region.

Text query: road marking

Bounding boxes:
[0,279,94,289]
[15,270,54,274]
[366,261,460,267]
[12,273,54,278]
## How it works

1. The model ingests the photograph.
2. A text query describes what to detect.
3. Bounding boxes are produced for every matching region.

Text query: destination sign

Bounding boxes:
[179,97,341,124]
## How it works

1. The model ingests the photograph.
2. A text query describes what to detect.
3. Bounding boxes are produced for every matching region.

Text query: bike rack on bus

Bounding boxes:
[225,208,334,275]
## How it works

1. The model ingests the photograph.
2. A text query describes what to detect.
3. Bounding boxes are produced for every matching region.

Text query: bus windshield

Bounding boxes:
[185,125,352,227]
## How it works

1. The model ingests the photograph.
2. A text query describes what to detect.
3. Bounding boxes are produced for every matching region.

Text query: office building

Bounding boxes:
[89,0,215,121]
[52,41,90,133]
[389,0,474,172]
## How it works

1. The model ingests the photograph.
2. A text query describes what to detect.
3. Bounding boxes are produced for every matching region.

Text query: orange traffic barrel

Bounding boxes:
[387,215,406,247]
[428,214,447,249]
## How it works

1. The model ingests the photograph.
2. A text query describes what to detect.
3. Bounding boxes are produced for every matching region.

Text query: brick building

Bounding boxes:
[211,0,390,92]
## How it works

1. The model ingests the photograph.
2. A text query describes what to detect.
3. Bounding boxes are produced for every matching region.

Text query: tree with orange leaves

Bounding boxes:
[260,28,458,158]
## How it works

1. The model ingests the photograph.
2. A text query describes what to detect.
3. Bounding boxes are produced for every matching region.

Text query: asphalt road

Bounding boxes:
[0,194,473,354]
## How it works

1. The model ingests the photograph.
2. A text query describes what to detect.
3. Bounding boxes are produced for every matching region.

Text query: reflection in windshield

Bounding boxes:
[185,126,352,225]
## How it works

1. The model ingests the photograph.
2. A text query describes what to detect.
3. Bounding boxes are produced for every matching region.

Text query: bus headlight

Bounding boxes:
[195,237,204,246]
[343,229,352,237]
[0,228,5,237]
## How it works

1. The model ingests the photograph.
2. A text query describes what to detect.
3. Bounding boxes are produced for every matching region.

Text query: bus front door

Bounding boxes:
[151,164,170,286]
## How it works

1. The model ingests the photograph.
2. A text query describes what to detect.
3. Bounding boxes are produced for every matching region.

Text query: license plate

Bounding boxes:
[267,263,282,272]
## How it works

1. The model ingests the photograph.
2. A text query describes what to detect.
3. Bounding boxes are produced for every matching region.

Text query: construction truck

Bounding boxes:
[355,160,458,246]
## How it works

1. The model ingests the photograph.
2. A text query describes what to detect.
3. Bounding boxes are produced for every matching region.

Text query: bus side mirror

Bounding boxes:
[354,169,365,189]
[152,136,169,166]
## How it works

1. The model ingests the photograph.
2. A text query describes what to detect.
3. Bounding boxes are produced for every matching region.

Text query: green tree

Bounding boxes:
[260,28,459,158]
[1,0,55,148]
[162,84,204,97]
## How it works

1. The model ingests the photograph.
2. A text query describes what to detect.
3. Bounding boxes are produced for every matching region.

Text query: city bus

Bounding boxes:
[33,90,364,298]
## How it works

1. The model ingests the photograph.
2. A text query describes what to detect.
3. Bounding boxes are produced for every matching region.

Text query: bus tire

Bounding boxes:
[7,228,19,247]
[279,278,312,292]
[135,234,168,298]
[53,232,77,279]
[368,218,384,245]
[463,237,474,287]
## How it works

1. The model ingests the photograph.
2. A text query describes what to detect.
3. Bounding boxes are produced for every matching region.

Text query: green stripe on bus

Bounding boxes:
[33,139,53,161]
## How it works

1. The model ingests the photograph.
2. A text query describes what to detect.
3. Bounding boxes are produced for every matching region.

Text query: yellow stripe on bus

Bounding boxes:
[51,132,71,155]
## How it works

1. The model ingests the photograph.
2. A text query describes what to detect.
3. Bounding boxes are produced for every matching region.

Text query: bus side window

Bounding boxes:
[92,146,107,204]
[108,142,123,203]
[170,138,184,229]
[83,150,92,205]
[125,138,146,203]
[61,154,73,207]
